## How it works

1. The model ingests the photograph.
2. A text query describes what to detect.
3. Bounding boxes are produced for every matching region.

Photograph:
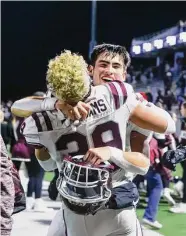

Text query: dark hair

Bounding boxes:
[182,101,186,109]
[90,43,131,69]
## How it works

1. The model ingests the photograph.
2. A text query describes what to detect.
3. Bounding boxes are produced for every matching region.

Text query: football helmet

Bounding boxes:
[57,155,114,215]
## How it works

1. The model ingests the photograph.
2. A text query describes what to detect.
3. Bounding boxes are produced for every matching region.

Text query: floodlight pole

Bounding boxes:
[89,0,97,60]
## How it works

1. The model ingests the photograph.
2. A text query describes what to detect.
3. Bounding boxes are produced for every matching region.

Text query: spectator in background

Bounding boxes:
[163,89,176,111]
[164,61,171,73]
[142,134,163,230]
[164,71,173,93]
[0,135,15,236]
[170,102,186,213]
[11,115,31,168]
[155,89,164,105]
[11,92,52,212]
[156,133,176,206]
[145,86,153,103]
[3,106,12,123]
[0,110,11,148]
[177,70,186,96]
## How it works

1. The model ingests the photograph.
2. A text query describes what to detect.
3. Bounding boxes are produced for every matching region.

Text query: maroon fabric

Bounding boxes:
[12,117,34,158]
[12,140,31,159]
[149,138,162,166]
[149,137,172,180]
[0,135,14,236]
[107,81,127,109]
[107,82,120,109]
[180,118,186,145]
[11,164,26,214]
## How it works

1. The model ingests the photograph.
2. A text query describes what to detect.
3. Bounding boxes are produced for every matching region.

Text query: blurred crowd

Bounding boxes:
[127,57,186,100]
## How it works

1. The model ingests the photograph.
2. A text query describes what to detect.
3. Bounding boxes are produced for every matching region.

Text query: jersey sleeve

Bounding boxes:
[101,81,140,113]
[130,122,153,137]
[21,116,58,171]
[11,96,58,117]
[21,115,42,147]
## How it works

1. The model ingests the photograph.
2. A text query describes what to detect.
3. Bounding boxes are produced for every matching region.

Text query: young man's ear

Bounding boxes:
[88,65,94,77]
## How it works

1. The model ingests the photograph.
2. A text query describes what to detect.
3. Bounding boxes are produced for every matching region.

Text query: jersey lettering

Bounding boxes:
[88,99,108,117]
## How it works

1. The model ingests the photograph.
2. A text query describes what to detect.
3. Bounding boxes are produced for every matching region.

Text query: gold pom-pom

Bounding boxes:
[46,50,90,104]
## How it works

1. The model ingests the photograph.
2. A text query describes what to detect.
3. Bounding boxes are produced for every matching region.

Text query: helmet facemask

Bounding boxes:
[57,155,113,215]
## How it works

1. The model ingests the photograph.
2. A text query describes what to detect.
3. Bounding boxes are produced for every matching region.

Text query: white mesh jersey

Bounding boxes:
[22,81,139,187]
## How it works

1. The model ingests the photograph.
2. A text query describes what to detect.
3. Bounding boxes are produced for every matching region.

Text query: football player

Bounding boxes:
[15,50,176,236]
[11,44,174,174]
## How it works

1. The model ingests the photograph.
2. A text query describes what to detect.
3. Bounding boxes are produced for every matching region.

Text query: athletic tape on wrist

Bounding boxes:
[38,158,57,171]
[41,97,58,111]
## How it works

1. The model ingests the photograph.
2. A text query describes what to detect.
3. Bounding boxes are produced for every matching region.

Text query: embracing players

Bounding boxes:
[11,46,176,236]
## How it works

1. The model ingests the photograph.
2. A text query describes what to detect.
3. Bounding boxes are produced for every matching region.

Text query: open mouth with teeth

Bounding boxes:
[102,77,113,82]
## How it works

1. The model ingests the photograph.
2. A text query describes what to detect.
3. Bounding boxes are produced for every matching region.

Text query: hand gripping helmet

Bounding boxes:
[57,155,114,215]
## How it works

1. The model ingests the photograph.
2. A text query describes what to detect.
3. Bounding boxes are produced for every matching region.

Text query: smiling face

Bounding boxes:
[90,52,126,85]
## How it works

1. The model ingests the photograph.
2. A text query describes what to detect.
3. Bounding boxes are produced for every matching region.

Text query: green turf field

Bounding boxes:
[44,164,185,236]
[44,171,54,182]
[137,203,186,236]
[137,164,185,236]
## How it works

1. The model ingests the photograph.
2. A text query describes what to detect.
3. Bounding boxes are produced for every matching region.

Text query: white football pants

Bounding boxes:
[47,206,143,236]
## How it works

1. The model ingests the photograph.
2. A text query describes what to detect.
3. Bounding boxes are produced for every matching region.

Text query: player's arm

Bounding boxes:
[129,122,152,155]
[129,102,175,134]
[84,147,150,176]
[11,96,58,117]
[21,116,57,171]
[103,81,176,134]
[34,147,57,171]
[11,96,89,120]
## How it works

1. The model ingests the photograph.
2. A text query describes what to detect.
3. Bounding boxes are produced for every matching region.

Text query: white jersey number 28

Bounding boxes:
[56,121,122,156]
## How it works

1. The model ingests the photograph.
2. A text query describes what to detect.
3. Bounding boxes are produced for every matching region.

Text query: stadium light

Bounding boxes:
[132,45,141,54]
[166,36,176,46]
[179,32,186,42]
[142,42,152,52]
[154,39,163,49]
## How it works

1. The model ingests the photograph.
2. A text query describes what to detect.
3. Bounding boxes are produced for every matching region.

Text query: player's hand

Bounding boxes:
[73,101,91,120]
[55,100,76,120]
[55,100,91,120]
[83,147,111,166]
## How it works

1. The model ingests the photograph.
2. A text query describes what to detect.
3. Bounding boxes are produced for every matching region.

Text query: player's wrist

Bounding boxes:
[37,158,57,171]
[41,97,58,111]
[54,99,60,109]
[108,147,123,164]
[54,100,68,111]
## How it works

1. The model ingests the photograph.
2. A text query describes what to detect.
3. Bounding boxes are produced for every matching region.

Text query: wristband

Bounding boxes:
[41,97,58,111]
[108,147,149,175]
[109,147,126,168]
[38,158,57,171]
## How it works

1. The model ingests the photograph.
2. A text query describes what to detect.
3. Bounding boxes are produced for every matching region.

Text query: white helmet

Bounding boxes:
[57,155,114,215]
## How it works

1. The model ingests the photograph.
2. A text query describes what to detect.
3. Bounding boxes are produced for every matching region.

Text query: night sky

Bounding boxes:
[2,1,186,101]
